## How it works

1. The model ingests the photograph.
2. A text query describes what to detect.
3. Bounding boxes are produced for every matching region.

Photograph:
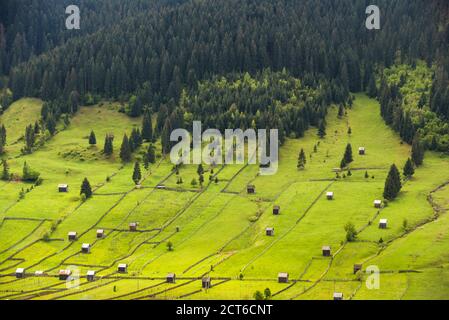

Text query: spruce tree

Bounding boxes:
[120,134,132,162]
[24,124,35,153]
[132,161,142,184]
[103,134,114,156]
[383,164,402,200]
[337,104,344,118]
[89,130,97,145]
[317,121,326,138]
[403,158,415,178]
[146,144,156,164]
[344,143,353,163]
[340,143,353,168]
[0,125,6,154]
[197,164,204,175]
[46,115,56,135]
[1,160,9,181]
[80,178,93,199]
[297,148,306,169]
[411,135,424,166]
[142,111,153,142]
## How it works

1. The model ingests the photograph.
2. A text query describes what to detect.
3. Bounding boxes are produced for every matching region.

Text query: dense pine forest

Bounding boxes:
[1,0,448,155]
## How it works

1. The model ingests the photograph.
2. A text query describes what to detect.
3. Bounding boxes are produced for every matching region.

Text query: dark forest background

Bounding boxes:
[0,0,448,152]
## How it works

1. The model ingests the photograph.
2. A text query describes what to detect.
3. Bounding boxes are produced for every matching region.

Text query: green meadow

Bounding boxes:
[1,94,449,300]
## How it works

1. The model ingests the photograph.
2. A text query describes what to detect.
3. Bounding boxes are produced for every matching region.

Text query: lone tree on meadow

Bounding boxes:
[297,148,306,169]
[344,222,357,242]
[317,121,326,138]
[80,178,93,199]
[89,130,97,145]
[132,161,142,184]
[403,158,415,178]
[340,143,353,168]
[120,134,132,162]
[103,134,114,156]
[383,164,402,200]
[411,135,424,166]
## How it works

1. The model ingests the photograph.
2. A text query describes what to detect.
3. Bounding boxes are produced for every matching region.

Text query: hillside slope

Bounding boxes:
[0,94,448,300]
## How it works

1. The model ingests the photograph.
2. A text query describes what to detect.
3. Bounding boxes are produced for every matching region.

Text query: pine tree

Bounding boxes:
[142,111,153,142]
[337,104,344,118]
[89,130,97,145]
[317,121,326,138]
[0,124,6,154]
[367,74,377,98]
[340,143,353,168]
[120,134,132,162]
[344,143,353,163]
[22,161,40,182]
[146,144,156,164]
[347,127,352,135]
[46,114,56,135]
[80,178,93,199]
[403,158,415,178]
[1,160,9,181]
[383,164,402,200]
[132,161,142,184]
[411,135,424,166]
[197,164,204,175]
[24,124,35,153]
[297,148,306,169]
[103,134,114,156]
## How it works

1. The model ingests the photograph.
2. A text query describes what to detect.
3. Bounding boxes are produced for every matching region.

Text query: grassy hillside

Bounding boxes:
[0,94,449,300]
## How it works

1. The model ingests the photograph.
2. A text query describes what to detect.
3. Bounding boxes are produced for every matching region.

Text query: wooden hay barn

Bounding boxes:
[167,273,176,284]
[247,184,255,194]
[379,219,388,229]
[333,292,344,300]
[15,268,25,278]
[68,231,77,241]
[58,184,69,192]
[278,272,289,283]
[266,227,274,236]
[81,243,91,254]
[326,192,334,200]
[358,147,366,155]
[202,277,212,289]
[86,270,96,281]
[374,200,382,208]
[322,246,331,257]
[129,222,138,231]
[353,264,363,274]
[118,264,127,273]
[273,205,280,215]
[97,229,105,238]
[59,270,71,281]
